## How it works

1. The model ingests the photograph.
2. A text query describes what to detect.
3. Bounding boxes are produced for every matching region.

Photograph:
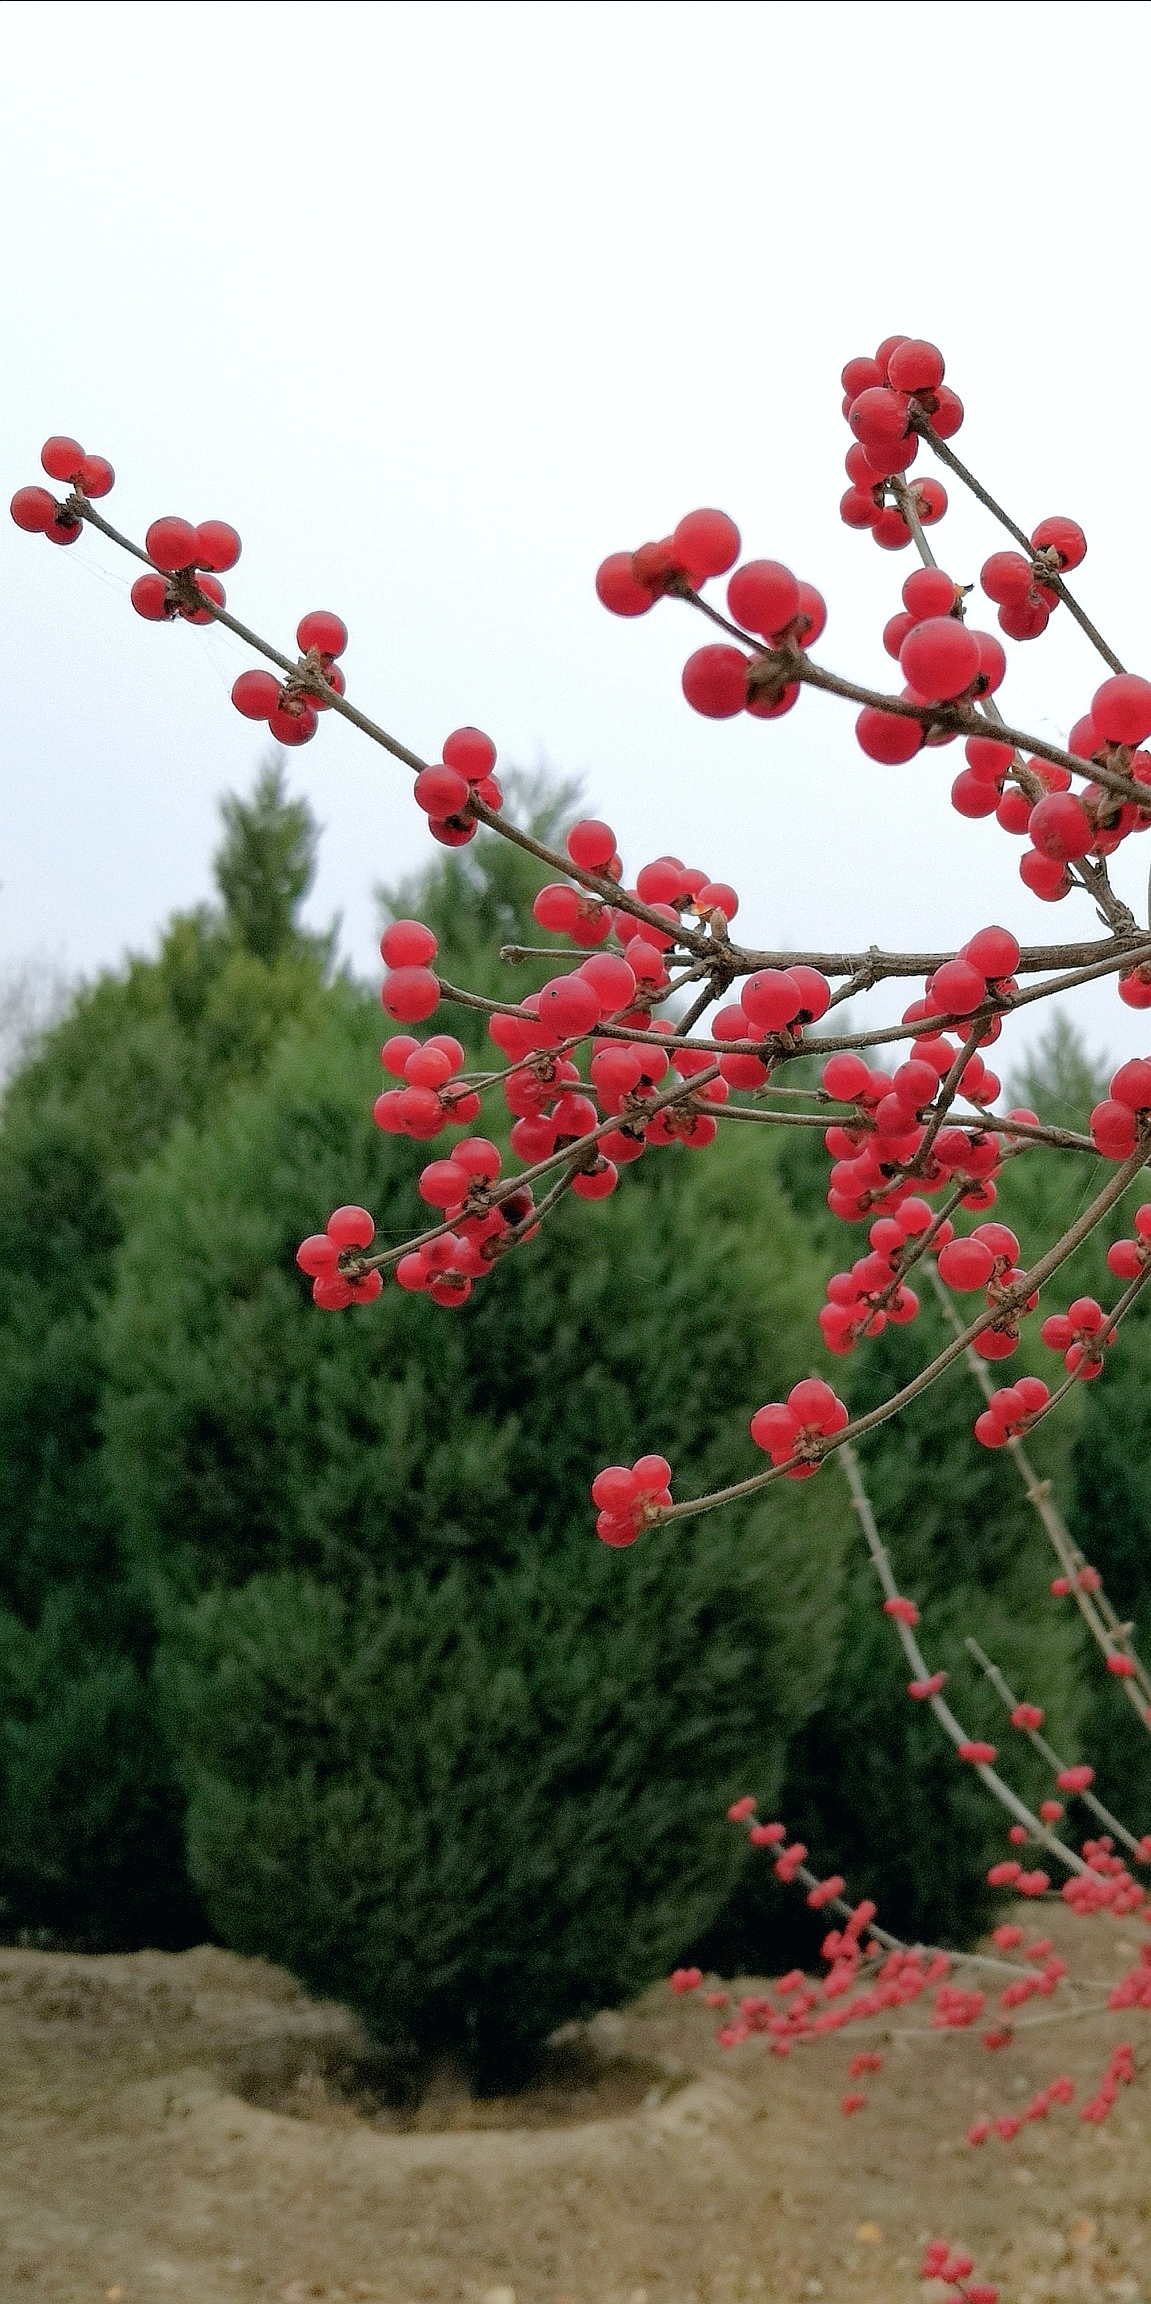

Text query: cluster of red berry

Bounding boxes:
[919,2238,997,2301]
[980,515,1086,641]
[411,726,503,846]
[231,610,348,746]
[748,1377,849,1478]
[967,2067,1075,2147]
[1090,1055,1151,1158]
[129,514,242,627]
[1107,1940,1151,2013]
[1078,2039,1136,2122]
[972,1377,1053,1450]
[838,335,959,548]
[590,1456,674,1548]
[596,509,826,724]
[294,1206,383,1309]
[10,435,115,546]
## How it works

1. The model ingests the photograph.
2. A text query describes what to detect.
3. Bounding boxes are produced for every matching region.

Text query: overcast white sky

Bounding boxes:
[4,0,1150,1072]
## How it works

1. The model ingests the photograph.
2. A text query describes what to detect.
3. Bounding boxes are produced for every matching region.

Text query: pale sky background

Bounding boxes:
[3,0,1150,1077]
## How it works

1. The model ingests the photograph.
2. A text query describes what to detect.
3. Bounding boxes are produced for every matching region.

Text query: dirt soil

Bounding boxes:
[0,1907,1148,2304]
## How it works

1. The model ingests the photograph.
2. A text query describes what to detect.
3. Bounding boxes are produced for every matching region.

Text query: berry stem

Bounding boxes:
[839,1441,1089,1873]
[927,1261,1151,1721]
[966,1639,1146,1852]
[911,420,1126,675]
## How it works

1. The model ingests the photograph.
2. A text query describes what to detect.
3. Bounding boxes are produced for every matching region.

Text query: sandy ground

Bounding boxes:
[0,1908,1148,2304]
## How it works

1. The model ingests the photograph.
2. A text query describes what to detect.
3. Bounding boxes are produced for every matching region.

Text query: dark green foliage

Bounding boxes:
[103,990,851,2083]
[214,764,322,967]
[0,766,330,1945]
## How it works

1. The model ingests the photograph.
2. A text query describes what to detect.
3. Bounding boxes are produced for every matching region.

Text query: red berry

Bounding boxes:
[533,883,581,934]
[964,926,1019,979]
[442,726,497,780]
[868,509,912,553]
[537,973,600,1037]
[40,435,85,482]
[381,919,438,968]
[682,645,749,718]
[849,386,908,447]
[929,386,964,438]
[743,969,802,1031]
[418,1159,470,1210]
[672,508,740,582]
[856,706,922,764]
[1110,1057,1151,1112]
[1029,792,1093,863]
[912,476,947,524]
[596,552,655,615]
[297,610,348,657]
[1091,1099,1139,1158]
[966,735,1014,784]
[981,551,1032,606]
[194,519,241,571]
[750,1403,800,1456]
[131,573,174,621]
[788,1377,848,1434]
[10,485,57,534]
[414,764,470,817]
[788,966,830,1021]
[822,1052,871,1101]
[938,1238,994,1290]
[268,702,318,746]
[842,355,885,397]
[886,338,945,393]
[931,957,987,1014]
[883,611,917,661]
[1031,515,1085,570]
[231,669,281,719]
[44,512,82,547]
[326,1205,375,1248]
[902,566,955,620]
[998,596,1049,642]
[1092,674,1151,747]
[952,772,999,819]
[146,516,199,572]
[314,1275,356,1310]
[900,617,980,700]
[567,819,616,871]
[794,581,827,646]
[841,487,882,532]
[296,1233,339,1277]
[725,559,800,639]
[77,454,114,498]
[382,964,439,1021]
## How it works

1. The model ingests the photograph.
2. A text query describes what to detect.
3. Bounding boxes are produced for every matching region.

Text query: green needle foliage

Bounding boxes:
[0,764,331,1945]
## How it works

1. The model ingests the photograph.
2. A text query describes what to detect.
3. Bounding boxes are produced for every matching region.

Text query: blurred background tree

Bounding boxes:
[0,763,331,1945]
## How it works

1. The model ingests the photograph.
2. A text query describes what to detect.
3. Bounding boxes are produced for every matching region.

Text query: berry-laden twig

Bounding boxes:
[965,1639,1151,1861]
[837,1442,1091,1879]
[14,368,1151,1549]
[927,1261,1151,1724]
